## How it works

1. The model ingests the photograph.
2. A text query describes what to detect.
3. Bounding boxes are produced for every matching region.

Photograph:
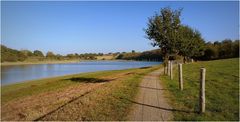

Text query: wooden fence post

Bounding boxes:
[170,61,173,80]
[164,65,167,75]
[178,63,183,90]
[200,68,206,113]
[168,60,170,76]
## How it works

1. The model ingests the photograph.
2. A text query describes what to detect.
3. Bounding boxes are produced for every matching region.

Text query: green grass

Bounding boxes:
[1,65,161,120]
[161,58,239,120]
[1,67,158,105]
[81,66,161,120]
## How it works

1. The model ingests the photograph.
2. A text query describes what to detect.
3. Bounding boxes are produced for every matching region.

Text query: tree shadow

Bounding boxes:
[125,98,198,114]
[183,77,195,82]
[35,90,92,121]
[114,96,198,114]
[64,77,113,83]
[138,86,168,91]
[216,72,239,78]
[124,72,136,75]
[139,66,151,69]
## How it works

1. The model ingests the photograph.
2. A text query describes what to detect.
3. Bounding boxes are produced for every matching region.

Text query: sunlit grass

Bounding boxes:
[1,65,161,120]
[161,58,239,120]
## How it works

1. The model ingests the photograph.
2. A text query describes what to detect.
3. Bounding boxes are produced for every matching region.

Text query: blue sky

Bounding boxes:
[1,1,239,55]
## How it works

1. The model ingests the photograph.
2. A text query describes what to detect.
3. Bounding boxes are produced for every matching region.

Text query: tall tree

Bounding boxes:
[145,7,206,63]
[178,25,205,62]
[145,7,182,63]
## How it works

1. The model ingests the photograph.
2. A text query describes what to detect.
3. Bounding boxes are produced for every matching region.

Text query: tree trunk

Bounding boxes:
[163,54,169,75]
[183,56,186,64]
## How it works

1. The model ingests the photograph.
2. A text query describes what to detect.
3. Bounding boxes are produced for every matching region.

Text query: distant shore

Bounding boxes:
[1,59,160,66]
[1,60,81,66]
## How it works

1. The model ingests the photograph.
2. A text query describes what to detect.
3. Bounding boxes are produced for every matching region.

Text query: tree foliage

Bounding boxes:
[33,50,44,57]
[198,39,239,60]
[46,51,55,59]
[178,25,205,62]
[145,7,182,58]
[20,50,33,57]
[1,45,27,62]
[116,49,163,61]
[145,7,205,63]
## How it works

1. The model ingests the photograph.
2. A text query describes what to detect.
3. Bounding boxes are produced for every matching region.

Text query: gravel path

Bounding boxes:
[128,68,173,121]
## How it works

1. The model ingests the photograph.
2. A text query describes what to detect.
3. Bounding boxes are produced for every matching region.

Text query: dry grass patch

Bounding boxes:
[1,65,161,121]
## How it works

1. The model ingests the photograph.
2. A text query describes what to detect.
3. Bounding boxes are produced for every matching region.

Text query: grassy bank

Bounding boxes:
[160,58,239,120]
[1,65,161,120]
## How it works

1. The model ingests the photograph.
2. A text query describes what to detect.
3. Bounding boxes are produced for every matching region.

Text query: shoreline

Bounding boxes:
[1,59,161,66]
[1,60,81,66]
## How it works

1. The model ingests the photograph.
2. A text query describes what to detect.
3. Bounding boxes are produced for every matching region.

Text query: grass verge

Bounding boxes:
[160,58,239,120]
[72,66,161,120]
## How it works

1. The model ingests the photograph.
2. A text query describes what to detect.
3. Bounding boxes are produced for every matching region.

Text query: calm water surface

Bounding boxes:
[1,61,161,85]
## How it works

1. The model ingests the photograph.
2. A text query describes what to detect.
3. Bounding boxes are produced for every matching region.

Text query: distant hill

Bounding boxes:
[1,45,27,62]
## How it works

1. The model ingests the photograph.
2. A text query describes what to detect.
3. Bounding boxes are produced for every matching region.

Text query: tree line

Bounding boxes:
[198,39,239,60]
[144,7,239,64]
[115,38,239,62]
[116,49,163,61]
[1,38,238,63]
[0,44,164,62]
[0,45,105,62]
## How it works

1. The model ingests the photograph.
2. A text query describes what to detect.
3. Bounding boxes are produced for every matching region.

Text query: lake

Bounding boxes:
[1,61,161,85]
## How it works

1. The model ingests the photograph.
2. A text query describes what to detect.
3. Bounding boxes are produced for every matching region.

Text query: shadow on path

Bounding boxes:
[138,86,168,91]
[121,97,198,114]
